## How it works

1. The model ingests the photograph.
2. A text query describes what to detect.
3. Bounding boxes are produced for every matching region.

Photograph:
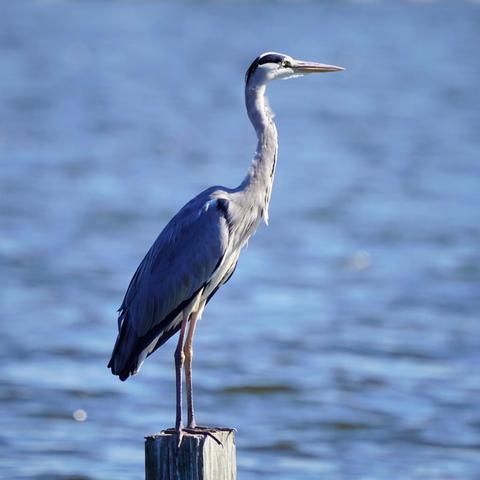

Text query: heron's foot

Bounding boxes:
[183,425,224,446]
[193,425,237,436]
[163,425,185,448]
[162,425,224,447]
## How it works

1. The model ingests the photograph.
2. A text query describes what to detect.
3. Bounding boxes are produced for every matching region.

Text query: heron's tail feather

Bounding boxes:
[108,312,139,381]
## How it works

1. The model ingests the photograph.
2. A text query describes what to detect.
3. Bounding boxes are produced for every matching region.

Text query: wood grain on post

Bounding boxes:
[145,429,236,480]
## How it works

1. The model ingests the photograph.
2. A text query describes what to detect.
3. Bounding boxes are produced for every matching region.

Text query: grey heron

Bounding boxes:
[108,52,343,437]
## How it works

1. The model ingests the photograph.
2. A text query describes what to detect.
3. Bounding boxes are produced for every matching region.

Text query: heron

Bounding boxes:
[108,52,343,438]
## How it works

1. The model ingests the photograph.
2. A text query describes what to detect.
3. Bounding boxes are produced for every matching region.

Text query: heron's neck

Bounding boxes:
[241,83,278,224]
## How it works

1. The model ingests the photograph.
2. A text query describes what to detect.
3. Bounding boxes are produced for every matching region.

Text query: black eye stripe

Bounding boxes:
[257,53,285,65]
[245,53,287,84]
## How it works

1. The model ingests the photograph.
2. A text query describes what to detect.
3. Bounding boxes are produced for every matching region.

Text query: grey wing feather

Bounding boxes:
[108,190,230,379]
[127,195,229,336]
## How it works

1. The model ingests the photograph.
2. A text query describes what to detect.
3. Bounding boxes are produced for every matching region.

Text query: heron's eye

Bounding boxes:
[282,60,291,68]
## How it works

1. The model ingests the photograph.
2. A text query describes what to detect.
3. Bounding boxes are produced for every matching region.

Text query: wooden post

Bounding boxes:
[145,428,236,480]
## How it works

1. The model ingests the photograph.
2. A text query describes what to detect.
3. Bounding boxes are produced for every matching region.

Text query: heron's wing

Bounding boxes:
[120,194,230,338]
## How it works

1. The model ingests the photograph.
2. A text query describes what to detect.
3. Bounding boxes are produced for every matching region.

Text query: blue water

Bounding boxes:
[1,1,479,479]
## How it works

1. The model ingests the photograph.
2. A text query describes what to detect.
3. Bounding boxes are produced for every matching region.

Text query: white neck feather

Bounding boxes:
[239,81,278,224]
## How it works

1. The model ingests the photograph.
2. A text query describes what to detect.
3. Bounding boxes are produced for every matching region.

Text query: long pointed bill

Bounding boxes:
[292,61,344,74]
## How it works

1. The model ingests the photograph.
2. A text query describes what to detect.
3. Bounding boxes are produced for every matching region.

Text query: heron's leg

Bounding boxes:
[184,309,201,429]
[174,312,189,432]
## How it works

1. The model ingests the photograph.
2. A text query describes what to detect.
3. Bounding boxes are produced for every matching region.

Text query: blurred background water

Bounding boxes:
[1,0,479,479]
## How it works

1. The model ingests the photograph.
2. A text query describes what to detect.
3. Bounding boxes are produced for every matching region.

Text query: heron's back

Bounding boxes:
[108,186,255,380]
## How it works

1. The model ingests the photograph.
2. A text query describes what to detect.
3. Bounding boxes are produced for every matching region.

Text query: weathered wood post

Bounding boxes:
[145,428,236,480]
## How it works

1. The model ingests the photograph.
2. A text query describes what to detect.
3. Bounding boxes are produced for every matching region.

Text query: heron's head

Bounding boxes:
[245,52,344,88]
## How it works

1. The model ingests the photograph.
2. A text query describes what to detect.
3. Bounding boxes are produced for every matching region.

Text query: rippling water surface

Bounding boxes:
[1,1,479,479]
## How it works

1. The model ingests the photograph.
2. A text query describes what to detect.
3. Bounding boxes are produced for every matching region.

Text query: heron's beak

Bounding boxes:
[292,60,344,74]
